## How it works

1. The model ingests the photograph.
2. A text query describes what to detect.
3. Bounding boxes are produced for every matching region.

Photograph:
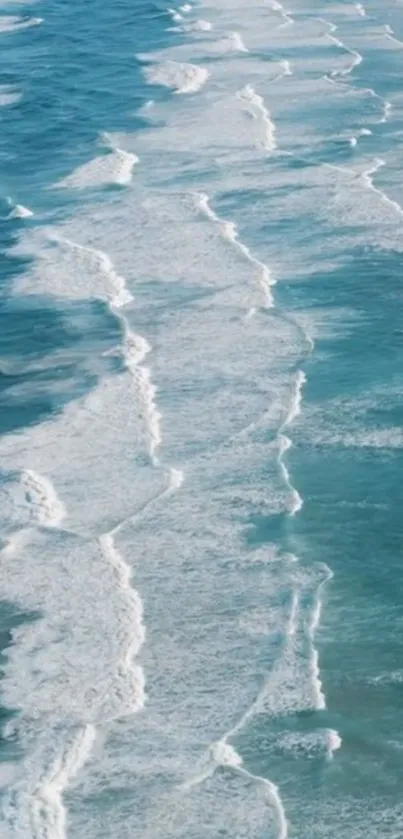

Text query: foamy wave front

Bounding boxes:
[55,149,139,189]
[144,59,209,93]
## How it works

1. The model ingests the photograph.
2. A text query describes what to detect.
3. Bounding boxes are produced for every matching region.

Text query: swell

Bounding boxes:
[0,157,183,838]
[187,167,336,837]
[29,726,97,839]
[300,10,403,215]
[318,11,392,131]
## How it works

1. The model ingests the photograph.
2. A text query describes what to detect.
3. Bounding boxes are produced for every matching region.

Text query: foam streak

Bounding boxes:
[21,469,65,528]
[277,370,306,517]
[196,192,276,310]
[30,726,96,839]
[237,84,277,151]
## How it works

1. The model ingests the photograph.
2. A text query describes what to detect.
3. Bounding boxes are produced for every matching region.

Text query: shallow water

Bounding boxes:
[0,0,403,837]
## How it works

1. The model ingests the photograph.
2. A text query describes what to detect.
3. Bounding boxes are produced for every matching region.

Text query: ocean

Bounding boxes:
[0,0,403,836]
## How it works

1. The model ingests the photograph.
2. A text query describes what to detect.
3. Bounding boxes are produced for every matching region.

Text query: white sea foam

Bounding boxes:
[267,0,294,29]
[20,469,65,528]
[43,237,163,465]
[196,191,275,309]
[283,369,306,428]
[0,1,356,834]
[0,85,21,105]
[384,24,403,48]
[276,728,342,760]
[181,19,212,32]
[144,60,209,93]
[61,236,133,306]
[186,740,288,839]
[349,127,372,147]
[55,148,139,189]
[123,328,162,464]
[99,532,146,702]
[7,203,33,218]
[327,728,342,756]
[277,371,306,516]
[14,232,133,307]
[237,84,276,151]
[0,14,42,32]
[226,30,248,52]
[168,7,183,23]
[308,566,333,711]
[321,19,363,78]
[361,158,403,217]
[380,99,392,123]
[29,725,96,839]
[280,59,292,76]
[356,3,366,17]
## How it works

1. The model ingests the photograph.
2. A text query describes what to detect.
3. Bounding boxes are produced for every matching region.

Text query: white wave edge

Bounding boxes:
[55,148,139,190]
[143,59,209,94]
[7,203,33,219]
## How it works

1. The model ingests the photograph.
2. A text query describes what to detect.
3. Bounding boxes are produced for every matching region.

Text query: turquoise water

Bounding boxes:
[1,0,403,837]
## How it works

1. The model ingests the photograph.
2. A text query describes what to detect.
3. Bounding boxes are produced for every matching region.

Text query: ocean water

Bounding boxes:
[0,0,403,836]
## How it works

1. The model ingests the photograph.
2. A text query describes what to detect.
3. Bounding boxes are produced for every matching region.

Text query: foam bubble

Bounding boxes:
[20,470,65,528]
[28,725,97,839]
[211,740,243,767]
[144,59,209,93]
[188,19,212,31]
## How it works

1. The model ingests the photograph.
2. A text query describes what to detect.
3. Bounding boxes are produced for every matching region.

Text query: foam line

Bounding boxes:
[268,0,294,29]
[320,19,363,79]
[307,565,334,711]
[20,469,65,528]
[213,744,288,839]
[52,235,163,465]
[277,371,306,517]
[30,725,96,839]
[99,533,146,707]
[237,85,277,151]
[384,24,403,48]
[185,741,289,839]
[122,327,162,465]
[196,192,276,310]
[54,235,133,308]
[361,158,403,217]
[287,588,299,638]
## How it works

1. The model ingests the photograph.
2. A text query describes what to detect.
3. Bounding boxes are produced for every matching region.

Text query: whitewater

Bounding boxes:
[0,0,403,837]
